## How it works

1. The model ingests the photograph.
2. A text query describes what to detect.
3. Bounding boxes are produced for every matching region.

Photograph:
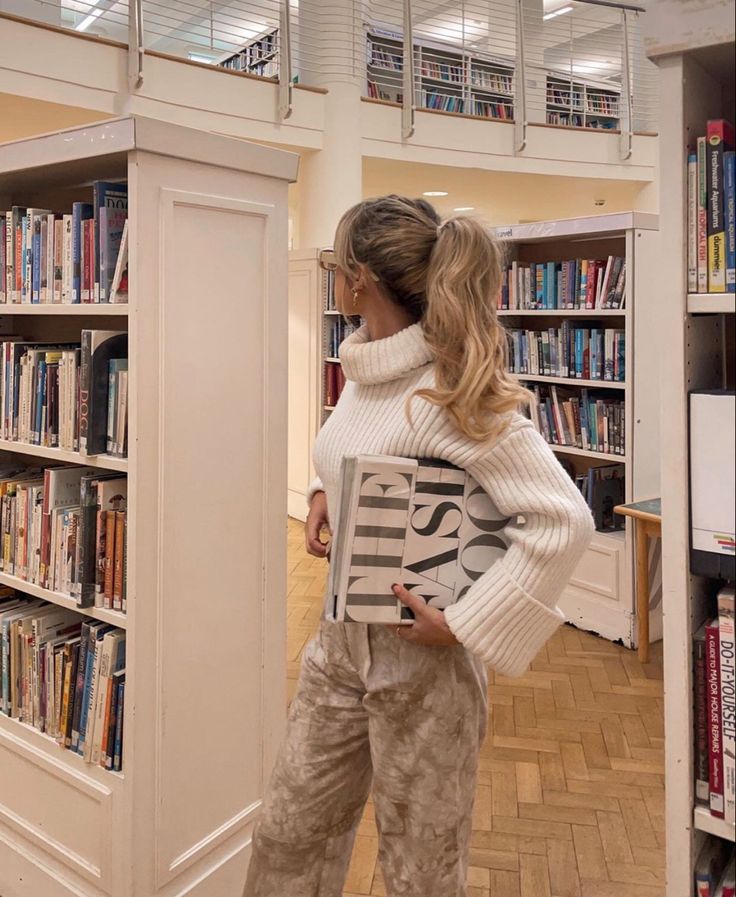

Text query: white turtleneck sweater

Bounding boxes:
[308,322,595,677]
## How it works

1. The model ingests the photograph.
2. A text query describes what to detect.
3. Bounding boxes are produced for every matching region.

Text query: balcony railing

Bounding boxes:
[6,0,659,151]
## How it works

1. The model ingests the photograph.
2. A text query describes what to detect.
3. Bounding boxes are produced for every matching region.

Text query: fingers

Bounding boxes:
[392,583,427,617]
[304,516,329,558]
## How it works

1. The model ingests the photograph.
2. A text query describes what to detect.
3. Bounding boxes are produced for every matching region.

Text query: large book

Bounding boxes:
[694,624,710,802]
[79,330,128,455]
[706,618,725,817]
[327,455,511,624]
[706,120,735,292]
[39,466,97,590]
[718,585,735,824]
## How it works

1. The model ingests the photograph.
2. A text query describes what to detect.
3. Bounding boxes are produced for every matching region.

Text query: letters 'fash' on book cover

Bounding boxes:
[326,455,512,624]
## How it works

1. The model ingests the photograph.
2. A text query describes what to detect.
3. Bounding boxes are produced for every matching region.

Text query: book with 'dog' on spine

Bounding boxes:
[326,455,511,624]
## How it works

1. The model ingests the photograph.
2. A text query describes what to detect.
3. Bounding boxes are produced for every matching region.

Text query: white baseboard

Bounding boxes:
[287,490,307,522]
[559,588,636,648]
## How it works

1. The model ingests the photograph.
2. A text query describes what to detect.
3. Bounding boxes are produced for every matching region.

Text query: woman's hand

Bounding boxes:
[305,490,331,558]
[392,584,461,647]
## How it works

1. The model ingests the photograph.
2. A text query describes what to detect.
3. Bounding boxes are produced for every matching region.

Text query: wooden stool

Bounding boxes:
[613,498,662,664]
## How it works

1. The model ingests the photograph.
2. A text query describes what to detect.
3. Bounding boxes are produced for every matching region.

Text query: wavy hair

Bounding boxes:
[334,195,532,443]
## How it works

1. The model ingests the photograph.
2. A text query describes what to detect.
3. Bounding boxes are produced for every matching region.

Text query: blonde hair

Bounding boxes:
[334,195,532,443]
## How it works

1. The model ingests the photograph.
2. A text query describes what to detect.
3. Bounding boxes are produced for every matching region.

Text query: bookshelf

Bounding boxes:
[496,212,659,648]
[546,74,621,130]
[367,29,514,121]
[215,26,280,78]
[646,20,736,895]
[0,117,297,897]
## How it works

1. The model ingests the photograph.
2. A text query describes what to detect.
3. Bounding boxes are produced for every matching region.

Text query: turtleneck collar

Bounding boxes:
[339,322,434,385]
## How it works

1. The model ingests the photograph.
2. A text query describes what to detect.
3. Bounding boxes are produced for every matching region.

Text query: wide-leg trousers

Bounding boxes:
[243,619,488,897]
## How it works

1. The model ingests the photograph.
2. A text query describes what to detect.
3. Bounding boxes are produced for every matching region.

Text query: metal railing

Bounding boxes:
[9,0,659,147]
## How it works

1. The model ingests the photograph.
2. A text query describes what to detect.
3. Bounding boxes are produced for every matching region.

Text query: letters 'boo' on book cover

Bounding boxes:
[326,455,514,625]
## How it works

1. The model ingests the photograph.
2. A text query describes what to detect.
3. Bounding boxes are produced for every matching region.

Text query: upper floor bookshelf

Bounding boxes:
[215,25,280,78]
[546,74,621,130]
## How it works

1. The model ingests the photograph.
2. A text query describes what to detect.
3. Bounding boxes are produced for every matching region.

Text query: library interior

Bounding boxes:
[0,1,733,896]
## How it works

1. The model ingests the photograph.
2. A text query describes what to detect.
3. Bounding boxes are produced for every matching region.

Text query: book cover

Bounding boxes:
[706,120,735,292]
[706,618,725,817]
[113,677,125,771]
[79,330,128,455]
[93,181,128,302]
[698,136,709,293]
[103,668,124,768]
[61,215,73,304]
[718,585,736,824]
[99,206,128,303]
[88,628,125,765]
[53,217,63,303]
[112,511,126,612]
[109,220,128,304]
[327,455,511,624]
[725,150,735,293]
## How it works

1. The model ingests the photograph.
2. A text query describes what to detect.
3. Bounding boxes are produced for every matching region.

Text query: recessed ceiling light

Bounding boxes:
[543,5,573,19]
[423,191,448,197]
[453,206,475,211]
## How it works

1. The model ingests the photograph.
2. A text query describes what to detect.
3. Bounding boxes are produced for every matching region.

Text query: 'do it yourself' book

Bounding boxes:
[326,455,512,624]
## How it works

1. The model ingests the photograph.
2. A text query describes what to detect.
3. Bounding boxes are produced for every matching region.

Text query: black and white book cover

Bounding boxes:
[327,455,512,624]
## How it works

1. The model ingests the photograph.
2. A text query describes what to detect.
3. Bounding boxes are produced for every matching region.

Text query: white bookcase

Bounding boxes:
[644,27,736,896]
[0,117,297,897]
[496,212,660,648]
[546,74,621,130]
[215,26,280,78]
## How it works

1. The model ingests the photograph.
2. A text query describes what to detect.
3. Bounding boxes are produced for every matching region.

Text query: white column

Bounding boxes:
[520,0,548,125]
[297,0,365,249]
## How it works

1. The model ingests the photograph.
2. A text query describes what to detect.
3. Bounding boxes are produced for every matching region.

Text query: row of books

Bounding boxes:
[558,459,625,532]
[526,385,626,457]
[586,119,618,131]
[694,586,735,825]
[2,181,128,304]
[420,60,464,83]
[473,100,512,120]
[547,87,583,110]
[472,71,513,94]
[422,91,466,114]
[324,362,347,408]
[368,44,403,71]
[547,112,584,128]
[1,592,125,772]
[366,81,402,103]
[326,317,358,358]
[499,256,626,310]
[687,119,735,294]
[221,54,278,78]
[586,98,619,115]
[506,325,625,382]
[0,464,128,612]
[695,840,734,897]
[1,331,128,457]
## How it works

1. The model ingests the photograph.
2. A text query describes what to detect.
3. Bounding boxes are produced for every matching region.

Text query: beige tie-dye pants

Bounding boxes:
[243,618,488,897]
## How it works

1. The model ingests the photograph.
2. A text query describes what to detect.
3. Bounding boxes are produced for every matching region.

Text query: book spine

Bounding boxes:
[53,219,63,303]
[62,215,72,304]
[718,592,735,824]
[725,151,736,293]
[697,136,708,293]
[694,630,710,801]
[113,511,125,612]
[113,680,124,771]
[95,508,106,603]
[688,152,698,292]
[79,330,91,453]
[72,205,81,303]
[706,621,725,817]
[707,122,728,292]
[104,510,115,608]
[70,624,90,751]
[103,674,119,768]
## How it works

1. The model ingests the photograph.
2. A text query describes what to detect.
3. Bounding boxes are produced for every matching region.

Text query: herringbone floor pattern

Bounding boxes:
[285,519,666,897]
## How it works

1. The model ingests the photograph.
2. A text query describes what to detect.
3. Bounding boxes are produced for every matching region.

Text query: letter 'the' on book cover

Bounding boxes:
[326,455,512,624]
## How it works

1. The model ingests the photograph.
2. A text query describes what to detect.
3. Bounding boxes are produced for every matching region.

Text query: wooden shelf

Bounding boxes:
[0,570,127,629]
[498,308,625,316]
[693,805,736,842]
[324,309,341,316]
[511,373,627,389]
[548,444,626,462]
[0,304,129,315]
[0,439,128,472]
[687,293,736,314]
[325,357,340,363]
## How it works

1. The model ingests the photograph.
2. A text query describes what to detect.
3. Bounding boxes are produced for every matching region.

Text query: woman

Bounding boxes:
[244,196,594,897]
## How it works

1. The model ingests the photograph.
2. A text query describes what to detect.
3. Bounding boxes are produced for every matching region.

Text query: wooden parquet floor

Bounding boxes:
[285,519,666,897]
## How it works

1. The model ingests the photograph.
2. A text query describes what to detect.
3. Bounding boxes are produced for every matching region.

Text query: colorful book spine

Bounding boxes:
[688,152,698,292]
[706,619,725,817]
[694,625,710,801]
[698,136,709,293]
[725,150,735,293]
[706,120,735,292]
[718,587,735,824]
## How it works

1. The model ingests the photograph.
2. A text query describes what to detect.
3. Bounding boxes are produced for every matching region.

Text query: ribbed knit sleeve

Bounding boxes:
[443,419,595,677]
[306,477,325,507]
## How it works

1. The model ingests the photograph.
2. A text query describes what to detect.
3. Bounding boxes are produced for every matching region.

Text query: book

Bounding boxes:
[99,206,128,303]
[694,623,711,802]
[327,455,511,624]
[706,120,735,292]
[696,838,733,897]
[706,618,725,817]
[109,220,129,304]
[87,628,125,764]
[93,181,128,302]
[39,466,97,591]
[689,152,699,292]
[79,330,128,455]
[113,676,125,771]
[718,586,735,824]
[717,858,735,897]
[698,136,709,293]
[725,150,735,293]
[71,202,93,304]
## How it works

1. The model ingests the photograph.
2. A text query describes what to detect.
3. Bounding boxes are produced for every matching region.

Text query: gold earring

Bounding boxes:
[352,288,360,309]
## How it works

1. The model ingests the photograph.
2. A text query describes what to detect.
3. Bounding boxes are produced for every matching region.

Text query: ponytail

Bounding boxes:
[414,217,532,442]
